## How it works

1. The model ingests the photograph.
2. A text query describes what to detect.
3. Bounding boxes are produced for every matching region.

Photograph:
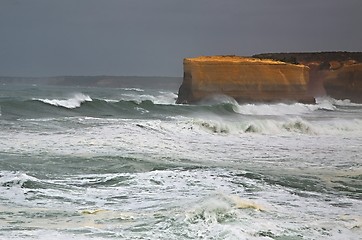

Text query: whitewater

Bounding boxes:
[0,78,361,240]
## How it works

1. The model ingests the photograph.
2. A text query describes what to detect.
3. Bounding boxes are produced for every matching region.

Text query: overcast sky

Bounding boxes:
[1,0,361,77]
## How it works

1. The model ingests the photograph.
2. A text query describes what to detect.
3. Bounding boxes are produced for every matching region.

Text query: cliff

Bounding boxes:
[176,56,313,104]
[253,52,362,102]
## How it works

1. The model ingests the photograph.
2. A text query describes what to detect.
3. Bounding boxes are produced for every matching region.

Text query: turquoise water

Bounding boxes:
[0,79,361,239]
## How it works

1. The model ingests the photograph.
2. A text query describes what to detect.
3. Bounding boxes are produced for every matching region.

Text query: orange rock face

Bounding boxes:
[322,63,362,101]
[253,52,362,102]
[176,56,313,104]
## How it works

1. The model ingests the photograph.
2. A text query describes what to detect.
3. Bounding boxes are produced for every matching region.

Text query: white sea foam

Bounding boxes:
[0,228,103,240]
[154,91,178,104]
[121,87,144,92]
[1,120,361,239]
[315,97,337,111]
[122,91,177,105]
[233,102,319,116]
[0,171,38,188]
[2,81,362,240]
[197,94,318,116]
[316,96,362,107]
[191,116,362,135]
[0,171,39,205]
[35,93,92,109]
[315,118,362,134]
[102,99,119,103]
[229,97,362,116]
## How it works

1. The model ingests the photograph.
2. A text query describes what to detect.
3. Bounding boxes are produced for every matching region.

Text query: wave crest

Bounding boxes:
[0,171,38,188]
[233,101,326,116]
[216,96,362,116]
[316,96,362,108]
[35,93,92,109]
[191,117,362,135]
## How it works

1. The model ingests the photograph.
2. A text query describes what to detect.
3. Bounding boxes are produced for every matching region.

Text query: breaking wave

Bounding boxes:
[1,91,362,136]
[185,194,264,224]
[34,93,92,109]
[234,102,316,115]
[121,91,178,105]
[121,87,144,92]
[0,171,39,189]
[316,96,362,107]
[0,91,178,119]
[191,117,362,135]
[233,98,341,116]
[201,95,362,116]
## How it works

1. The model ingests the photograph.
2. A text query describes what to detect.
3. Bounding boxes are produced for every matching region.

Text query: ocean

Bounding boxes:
[0,77,361,240]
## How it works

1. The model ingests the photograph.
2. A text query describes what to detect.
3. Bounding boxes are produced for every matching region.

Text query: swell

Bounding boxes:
[0,98,176,119]
[0,95,239,120]
[1,93,362,123]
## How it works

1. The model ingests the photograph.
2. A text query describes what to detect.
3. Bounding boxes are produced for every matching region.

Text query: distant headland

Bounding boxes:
[176,52,362,104]
[0,76,182,90]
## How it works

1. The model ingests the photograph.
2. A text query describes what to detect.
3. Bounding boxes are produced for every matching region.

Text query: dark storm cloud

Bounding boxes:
[0,0,361,77]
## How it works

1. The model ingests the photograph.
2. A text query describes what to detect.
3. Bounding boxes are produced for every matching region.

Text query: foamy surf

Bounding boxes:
[233,102,318,115]
[121,91,177,105]
[191,117,362,135]
[316,96,362,107]
[34,93,92,109]
[121,87,144,92]
[233,98,343,116]
[207,96,362,116]
[0,171,38,188]
[1,80,361,240]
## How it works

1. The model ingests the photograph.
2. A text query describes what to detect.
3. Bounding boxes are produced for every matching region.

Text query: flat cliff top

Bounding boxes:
[253,52,362,64]
[184,56,297,65]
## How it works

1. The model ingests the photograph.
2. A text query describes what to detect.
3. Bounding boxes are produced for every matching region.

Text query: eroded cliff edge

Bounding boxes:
[176,56,313,104]
[176,52,362,104]
[253,52,362,102]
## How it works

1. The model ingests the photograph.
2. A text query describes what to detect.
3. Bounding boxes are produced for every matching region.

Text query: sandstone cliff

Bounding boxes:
[176,56,313,104]
[253,52,362,102]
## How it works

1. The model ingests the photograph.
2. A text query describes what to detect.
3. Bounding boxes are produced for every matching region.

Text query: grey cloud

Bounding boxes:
[0,0,361,77]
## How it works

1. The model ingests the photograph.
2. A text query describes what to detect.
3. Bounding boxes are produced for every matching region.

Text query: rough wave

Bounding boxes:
[234,102,317,115]
[0,96,180,120]
[2,92,362,136]
[34,93,92,109]
[0,171,39,190]
[121,87,144,92]
[204,96,361,116]
[185,194,264,224]
[191,117,362,135]
[202,97,362,117]
[316,96,362,107]
[121,91,178,105]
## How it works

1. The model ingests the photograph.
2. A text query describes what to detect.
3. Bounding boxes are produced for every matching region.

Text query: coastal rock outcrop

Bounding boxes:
[176,56,313,104]
[253,52,362,102]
